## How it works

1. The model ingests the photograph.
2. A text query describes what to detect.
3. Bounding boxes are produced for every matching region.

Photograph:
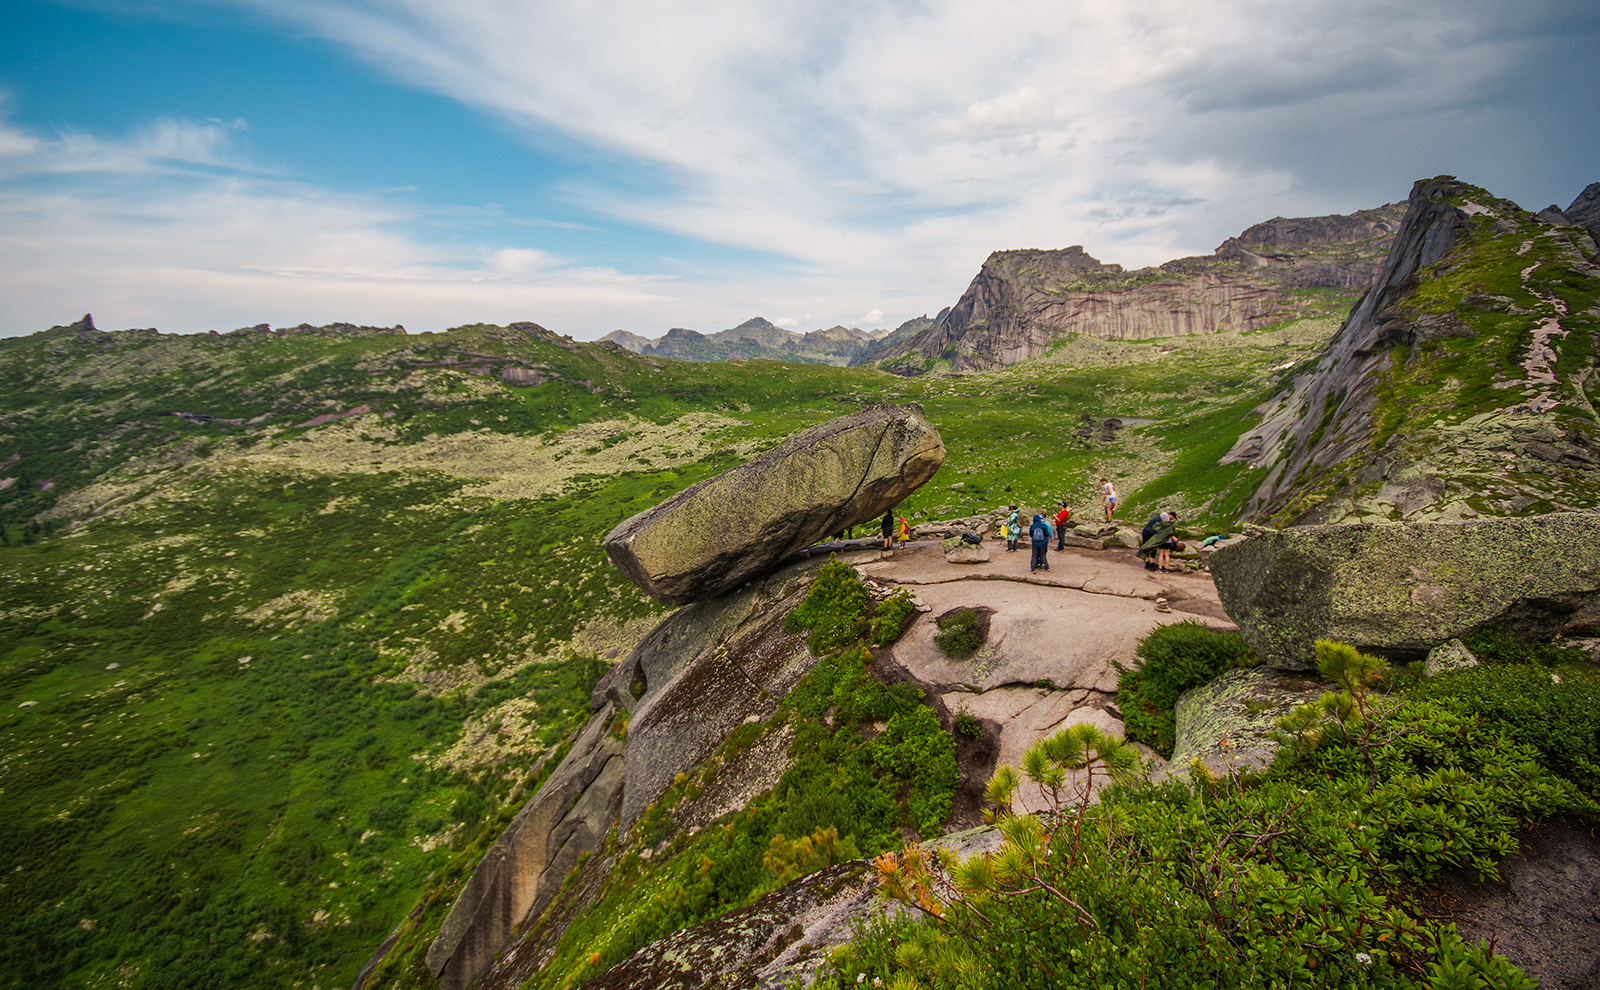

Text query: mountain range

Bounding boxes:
[598,317,920,366]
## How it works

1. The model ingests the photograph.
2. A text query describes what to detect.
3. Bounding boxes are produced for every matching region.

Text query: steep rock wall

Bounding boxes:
[869,205,1406,373]
[421,559,827,990]
[1222,176,1600,525]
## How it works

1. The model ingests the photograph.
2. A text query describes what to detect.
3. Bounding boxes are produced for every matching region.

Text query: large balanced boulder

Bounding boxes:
[604,404,945,604]
[1210,512,1600,668]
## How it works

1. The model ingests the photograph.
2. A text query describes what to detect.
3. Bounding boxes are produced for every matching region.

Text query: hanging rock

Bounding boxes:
[604,404,945,604]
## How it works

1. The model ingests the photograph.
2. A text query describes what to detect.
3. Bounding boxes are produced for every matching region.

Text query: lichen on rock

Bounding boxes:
[1210,511,1600,668]
[604,404,945,605]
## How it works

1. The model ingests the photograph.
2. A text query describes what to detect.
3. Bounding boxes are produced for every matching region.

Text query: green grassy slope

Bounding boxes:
[0,316,1332,988]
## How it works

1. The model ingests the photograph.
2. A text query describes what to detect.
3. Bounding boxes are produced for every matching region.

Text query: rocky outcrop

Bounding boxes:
[941,536,989,563]
[866,204,1406,373]
[425,556,835,990]
[426,712,628,990]
[1160,667,1327,779]
[1221,177,1600,526]
[1564,182,1600,242]
[1208,512,1600,669]
[604,405,945,604]
[577,861,877,989]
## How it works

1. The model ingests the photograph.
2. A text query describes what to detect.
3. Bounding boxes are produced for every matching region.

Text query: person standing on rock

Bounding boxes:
[1101,478,1118,523]
[881,509,895,551]
[1006,505,1021,552]
[1054,502,1072,551]
[896,515,911,547]
[1029,513,1052,573]
[1138,511,1179,572]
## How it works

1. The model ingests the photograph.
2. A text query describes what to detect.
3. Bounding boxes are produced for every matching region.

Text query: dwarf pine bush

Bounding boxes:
[1114,619,1256,756]
[812,639,1590,990]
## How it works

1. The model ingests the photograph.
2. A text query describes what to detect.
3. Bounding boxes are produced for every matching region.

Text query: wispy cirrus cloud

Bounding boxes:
[236,0,1597,269]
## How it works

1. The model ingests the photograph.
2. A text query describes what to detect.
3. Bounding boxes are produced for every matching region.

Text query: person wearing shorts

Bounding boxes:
[1101,479,1118,522]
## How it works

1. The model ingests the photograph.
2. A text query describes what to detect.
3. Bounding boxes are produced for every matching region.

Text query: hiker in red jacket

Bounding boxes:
[1053,502,1072,551]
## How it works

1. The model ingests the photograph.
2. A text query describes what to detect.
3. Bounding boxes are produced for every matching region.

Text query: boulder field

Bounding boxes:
[603,404,945,604]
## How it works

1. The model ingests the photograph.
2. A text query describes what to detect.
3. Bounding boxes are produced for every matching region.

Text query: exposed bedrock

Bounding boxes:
[864,204,1405,372]
[424,556,839,990]
[603,404,945,605]
[1209,512,1600,669]
[426,711,626,990]
[1161,667,1329,780]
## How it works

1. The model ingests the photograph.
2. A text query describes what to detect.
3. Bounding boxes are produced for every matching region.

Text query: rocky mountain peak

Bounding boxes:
[1223,175,1600,525]
[865,201,1409,373]
[41,313,98,336]
[730,316,781,335]
[1233,205,1405,251]
[1564,181,1600,241]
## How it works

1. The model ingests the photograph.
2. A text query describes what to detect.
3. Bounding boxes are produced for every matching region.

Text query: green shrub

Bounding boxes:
[1462,627,1591,667]
[1114,619,1256,756]
[932,608,984,659]
[1410,663,1600,792]
[782,558,870,655]
[953,703,982,739]
[868,590,919,646]
[870,705,959,836]
[817,692,1584,990]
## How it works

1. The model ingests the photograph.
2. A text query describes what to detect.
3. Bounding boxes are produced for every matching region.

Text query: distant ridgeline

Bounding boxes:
[599,316,928,367]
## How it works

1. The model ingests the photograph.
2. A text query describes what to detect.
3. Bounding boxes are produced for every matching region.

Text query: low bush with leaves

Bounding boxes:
[869,590,920,647]
[1410,661,1600,793]
[1462,627,1592,667]
[783,557,872,655]
[1113,619,1256,756]
[811,640,1592,990]
[932,608,984,659]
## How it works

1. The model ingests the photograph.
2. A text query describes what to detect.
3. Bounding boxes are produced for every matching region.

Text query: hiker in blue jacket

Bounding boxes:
[1028,513,1053,573]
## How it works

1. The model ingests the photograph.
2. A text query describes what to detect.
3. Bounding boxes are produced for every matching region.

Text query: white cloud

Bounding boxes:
[232,0,1592,289]
[858,308,884,326]
[3,0,1595,338]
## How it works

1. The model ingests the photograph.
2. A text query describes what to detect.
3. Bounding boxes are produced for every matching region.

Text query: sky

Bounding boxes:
[1,0,1596,340]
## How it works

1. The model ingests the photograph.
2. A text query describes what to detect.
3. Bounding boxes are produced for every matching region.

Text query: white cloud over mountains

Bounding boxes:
[2,0,1595,337]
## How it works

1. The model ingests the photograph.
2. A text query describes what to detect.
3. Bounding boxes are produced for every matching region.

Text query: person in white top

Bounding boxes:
[1101,478,1118,522]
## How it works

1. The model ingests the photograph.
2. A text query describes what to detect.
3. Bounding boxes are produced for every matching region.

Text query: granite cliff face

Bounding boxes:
[1222,177,1600,526]
[600,317,899,366]
[866,204,1407,373]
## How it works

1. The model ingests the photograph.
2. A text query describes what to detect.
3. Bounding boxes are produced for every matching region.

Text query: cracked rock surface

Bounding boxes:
[858,540,1236,812]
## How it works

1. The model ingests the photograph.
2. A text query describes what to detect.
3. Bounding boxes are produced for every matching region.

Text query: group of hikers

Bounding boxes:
[1001,501,1076,573]
[1002,499,1183,573]
[873,475,1183,573]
